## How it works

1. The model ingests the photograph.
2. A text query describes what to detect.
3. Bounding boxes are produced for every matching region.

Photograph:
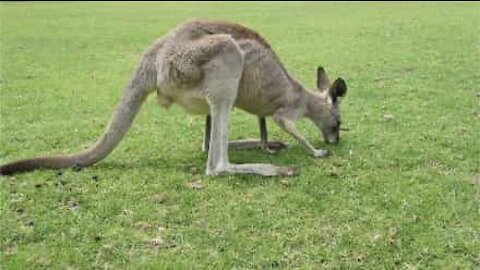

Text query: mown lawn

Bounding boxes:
[1,2,479,269]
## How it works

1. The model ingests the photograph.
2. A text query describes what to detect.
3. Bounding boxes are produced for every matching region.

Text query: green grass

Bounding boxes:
[1,2,479,269]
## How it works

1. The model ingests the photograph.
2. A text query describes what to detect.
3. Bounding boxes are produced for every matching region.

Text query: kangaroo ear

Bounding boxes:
[330,78,347,102]
[316,66,330,90]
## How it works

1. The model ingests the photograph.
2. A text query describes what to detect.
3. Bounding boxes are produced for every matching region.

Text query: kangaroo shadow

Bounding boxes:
[82,148,305,187]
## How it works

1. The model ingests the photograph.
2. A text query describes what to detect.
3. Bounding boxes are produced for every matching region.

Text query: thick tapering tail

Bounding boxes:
[0,51,158,175]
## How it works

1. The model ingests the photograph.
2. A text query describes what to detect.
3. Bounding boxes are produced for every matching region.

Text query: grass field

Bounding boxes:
[1,2,479,269]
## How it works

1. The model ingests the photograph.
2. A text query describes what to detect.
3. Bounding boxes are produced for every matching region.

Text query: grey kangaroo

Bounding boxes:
[0,20,347,176]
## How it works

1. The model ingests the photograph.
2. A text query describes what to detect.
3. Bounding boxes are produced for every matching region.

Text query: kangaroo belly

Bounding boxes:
[157,86,210,115]
[176,94,210,114]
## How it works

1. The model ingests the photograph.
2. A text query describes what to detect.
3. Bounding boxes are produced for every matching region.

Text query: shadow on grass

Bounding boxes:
[91,154,204,172]
[72,141,353,185]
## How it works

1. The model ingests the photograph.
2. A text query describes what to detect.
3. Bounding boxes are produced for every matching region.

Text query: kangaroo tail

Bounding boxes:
[0,48,159,175]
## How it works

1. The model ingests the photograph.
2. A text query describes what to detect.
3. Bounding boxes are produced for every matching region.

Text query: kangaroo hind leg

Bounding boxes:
[202,35,296,177]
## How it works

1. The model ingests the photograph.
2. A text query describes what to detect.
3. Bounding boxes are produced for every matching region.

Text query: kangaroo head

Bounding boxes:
[307,66,348,145]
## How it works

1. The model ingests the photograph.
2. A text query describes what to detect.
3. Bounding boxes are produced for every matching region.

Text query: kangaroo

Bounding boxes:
[0,20,347,176]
